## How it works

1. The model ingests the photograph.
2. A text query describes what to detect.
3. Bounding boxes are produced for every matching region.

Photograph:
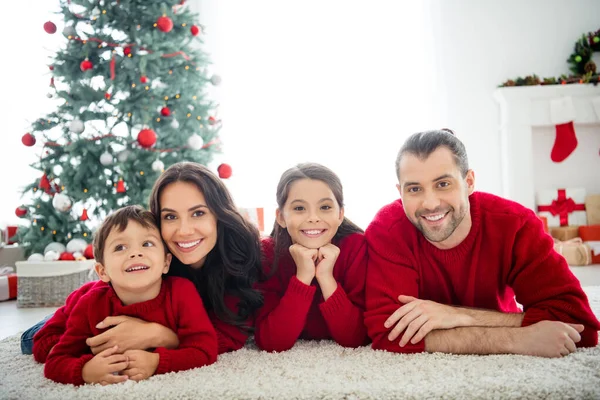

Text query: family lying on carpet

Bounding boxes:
[19,129,600,386]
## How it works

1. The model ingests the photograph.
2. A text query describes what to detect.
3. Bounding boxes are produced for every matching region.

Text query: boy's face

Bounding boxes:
[95,221,171,292]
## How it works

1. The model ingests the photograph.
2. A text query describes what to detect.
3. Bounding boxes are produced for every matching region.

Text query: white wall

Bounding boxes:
[429,0,600,196]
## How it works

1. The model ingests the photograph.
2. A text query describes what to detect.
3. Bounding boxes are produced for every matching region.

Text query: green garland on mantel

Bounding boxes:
[500,28,600,87]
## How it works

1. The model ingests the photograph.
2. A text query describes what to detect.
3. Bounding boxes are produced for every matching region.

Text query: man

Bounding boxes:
[364,129,599,357]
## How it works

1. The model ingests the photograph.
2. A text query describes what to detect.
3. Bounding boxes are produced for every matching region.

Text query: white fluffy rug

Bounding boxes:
[1,287,600,400]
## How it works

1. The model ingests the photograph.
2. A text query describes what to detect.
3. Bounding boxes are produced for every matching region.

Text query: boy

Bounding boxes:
[44,205,217,385]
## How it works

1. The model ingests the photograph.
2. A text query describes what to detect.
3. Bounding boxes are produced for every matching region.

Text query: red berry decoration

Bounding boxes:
[22,133,36,147]
[43,21,57,34]
[15,207,28,218]
[160,107,171,117]
[123,46,132,56]
[156,16,174,33]
[217,163,232,179]
[80,59,93,72]
[190,25,200,36]
[140,75,148,83]
[137,128,157,148]
[59,252,76,261]
[105,93,111,100]
[84,244,94,259]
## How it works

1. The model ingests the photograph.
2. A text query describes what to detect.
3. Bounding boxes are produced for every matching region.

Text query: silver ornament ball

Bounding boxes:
[187,134,204,150]
[69,119,85,134]
[152,160,165,172]
[100,152,113,166]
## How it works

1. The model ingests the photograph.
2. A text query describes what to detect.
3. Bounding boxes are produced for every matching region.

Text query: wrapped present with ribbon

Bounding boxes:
[553,238,592,266]
[537,188,587,227]
[0,266,17,302]
[550,226,579,242]
[579,225,600,264]
[586,195,600,225]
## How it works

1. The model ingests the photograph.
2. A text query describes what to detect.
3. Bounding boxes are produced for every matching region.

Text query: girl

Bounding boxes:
[255,163,368,352]
[24,162,264,360]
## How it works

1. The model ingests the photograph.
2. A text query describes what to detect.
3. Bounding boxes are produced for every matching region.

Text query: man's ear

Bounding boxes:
[275,209,287,228]
[396,183,402,198]
[95,262,111,283]
[465,169,476,195]
[163,253,172,274]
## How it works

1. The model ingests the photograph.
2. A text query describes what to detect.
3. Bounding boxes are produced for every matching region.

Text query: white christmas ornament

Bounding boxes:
[63,25,77,38]
[46,93,53,98]
[187,134,204,150]
[44,250,60,261]
[73,251,83,259]
[100,152,113,166]
[69,119,85,134]
[210,74,222,86]
[52,193,73,212]
[28,253,45,262]
[171,119,180,129]
[152,160,165,172]
[66,238,88,254]
[44,242,66,255]
[117,150,131,163]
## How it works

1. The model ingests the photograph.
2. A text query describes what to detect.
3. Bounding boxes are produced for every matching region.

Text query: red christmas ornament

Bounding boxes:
[137,128,157,148]
[140,75,148,83]
[43,21,57,34]
[59,252,76,261]
[123,46,132,56]
[116,178,127,193]
[21,133,36,147]
[53,183,61,194]
[160,107,171,117]
[15,207,28,218]
[80,208,89,221]
[39,173,51,191]
[49,65,54,71]
[105,92,111,100]
[156,16,174,33]
[80,59,93,72]
[190,25,200,36]
[208,116,218,125]
[217,163,232,179]
[84,244,94,259]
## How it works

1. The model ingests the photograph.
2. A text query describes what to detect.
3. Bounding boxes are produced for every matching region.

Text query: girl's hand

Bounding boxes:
[289,244,318,285]
[315,243,340,281]
[87,316,179,355]
[121,349,160,382]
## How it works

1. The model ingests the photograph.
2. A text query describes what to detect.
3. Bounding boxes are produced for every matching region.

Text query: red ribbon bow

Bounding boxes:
[537,189,586,226]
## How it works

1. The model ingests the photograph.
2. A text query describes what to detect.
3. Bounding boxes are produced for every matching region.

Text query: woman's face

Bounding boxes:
[159,181,218,269]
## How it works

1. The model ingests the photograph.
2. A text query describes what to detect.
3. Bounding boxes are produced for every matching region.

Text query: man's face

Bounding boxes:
[397,147,475,248]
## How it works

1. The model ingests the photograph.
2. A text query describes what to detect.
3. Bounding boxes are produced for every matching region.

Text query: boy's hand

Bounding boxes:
[82,345,129,385]
[121,349,160,382]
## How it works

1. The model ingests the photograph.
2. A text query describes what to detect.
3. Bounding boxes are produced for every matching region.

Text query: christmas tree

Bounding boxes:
[16,0,222,258]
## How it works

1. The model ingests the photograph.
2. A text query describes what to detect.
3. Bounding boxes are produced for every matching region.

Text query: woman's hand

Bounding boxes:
[87,316,179,355]
[289,244,318,285]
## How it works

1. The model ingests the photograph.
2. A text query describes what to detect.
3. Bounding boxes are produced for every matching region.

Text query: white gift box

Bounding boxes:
[536,188,587,227]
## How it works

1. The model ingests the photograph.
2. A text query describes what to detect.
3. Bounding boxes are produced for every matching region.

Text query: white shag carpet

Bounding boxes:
[1,287,600,400]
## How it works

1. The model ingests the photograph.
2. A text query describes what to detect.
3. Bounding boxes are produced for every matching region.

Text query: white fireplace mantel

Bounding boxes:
[493,84,600,211]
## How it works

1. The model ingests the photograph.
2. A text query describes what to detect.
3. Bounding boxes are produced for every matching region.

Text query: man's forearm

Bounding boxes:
[424,326,517,355]
[458,307,524,327]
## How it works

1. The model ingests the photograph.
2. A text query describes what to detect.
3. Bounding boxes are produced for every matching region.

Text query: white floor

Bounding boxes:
[1,266,600,342]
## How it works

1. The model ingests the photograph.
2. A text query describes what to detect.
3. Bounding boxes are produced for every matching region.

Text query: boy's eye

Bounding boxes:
[143,241,154,247]
[114,244,126,252]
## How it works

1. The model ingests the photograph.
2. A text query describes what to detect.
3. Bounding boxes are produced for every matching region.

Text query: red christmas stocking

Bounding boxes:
[550,121,578,163]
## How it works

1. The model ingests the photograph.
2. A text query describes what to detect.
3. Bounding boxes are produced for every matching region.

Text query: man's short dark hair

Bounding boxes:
[395,129,469,180]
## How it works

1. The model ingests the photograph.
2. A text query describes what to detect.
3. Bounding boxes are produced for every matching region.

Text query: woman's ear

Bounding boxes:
[338,207,345,225]
[275,209,287,228]
[95,263,111,283]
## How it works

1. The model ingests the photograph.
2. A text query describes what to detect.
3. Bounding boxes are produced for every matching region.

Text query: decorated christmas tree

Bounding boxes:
[16,0,222,259]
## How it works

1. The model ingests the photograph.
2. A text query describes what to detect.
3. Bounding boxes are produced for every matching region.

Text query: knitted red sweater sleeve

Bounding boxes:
[510,210,600,347]
[154,279,217,374]
[364,217,425,353]
[33,281,99,363]
[319,233,369,347]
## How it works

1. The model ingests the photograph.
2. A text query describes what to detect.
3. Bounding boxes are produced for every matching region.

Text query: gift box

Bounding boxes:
[553,238,592,266]
[0,267,17,301]
[579,225,600,264]
[0,245,25,271]
[239,207,265,233]
[537,188,587,227]
[550,226,579,242]
[1,226,18,245]
[538,215,549,233]
[586,195,600,225]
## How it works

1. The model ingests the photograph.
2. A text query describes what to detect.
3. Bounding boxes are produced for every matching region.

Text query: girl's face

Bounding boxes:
[276,178,344,249]
[159,181,218,269]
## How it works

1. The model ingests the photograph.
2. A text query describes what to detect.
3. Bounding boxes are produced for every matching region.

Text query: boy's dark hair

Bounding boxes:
[270,163,363,272]
[92,205,158,265]
[148,162,264,330]
[395,129,469,180]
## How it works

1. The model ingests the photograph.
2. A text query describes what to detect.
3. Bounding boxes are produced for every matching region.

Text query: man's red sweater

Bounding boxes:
[44,276,217,385]
[365,192,600,354]
[255,233,369,352]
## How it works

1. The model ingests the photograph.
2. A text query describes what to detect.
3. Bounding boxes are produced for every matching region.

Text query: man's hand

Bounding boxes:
[386,295,473,346]
[514,320,583,358]
[289,244,318,285]
[120,350,160,382]
[81,345,129,385]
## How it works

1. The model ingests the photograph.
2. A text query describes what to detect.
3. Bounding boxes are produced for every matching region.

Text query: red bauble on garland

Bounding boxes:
[157,16,174,33]
[140,75,148,83]
[22,133,36,147]
[15,207,28,218]
[80,59,93,72]
[43,21,57,34]
[160,107,171,117]
[59,252,76,261]
[124,46,132,56]
[190,25,200,36]
[217,163,232,179]
[137,128,157,148]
